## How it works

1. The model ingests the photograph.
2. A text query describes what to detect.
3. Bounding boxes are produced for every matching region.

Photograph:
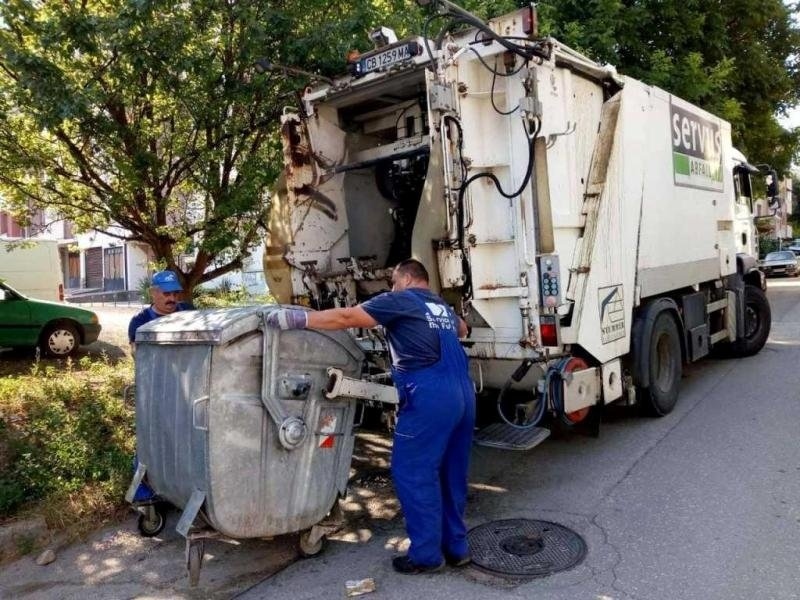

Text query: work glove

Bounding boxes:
[265,308,308,330]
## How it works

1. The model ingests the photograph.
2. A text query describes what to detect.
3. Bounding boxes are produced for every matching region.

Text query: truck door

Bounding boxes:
[732,164,758,257]
[271,109,351,305]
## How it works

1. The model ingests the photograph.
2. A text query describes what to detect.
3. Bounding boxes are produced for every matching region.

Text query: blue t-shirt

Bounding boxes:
[361,288,459,372]
[128,302,193,343]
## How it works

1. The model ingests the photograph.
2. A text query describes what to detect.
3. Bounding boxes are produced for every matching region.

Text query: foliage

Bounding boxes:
[137,276,152,305]
[758,235,782,257]
[192,283,273,308]
[0,356,134,526]
[0,1,274,293]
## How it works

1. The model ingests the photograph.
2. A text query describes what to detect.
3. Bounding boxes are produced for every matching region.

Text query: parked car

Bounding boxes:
[0,280,101,357]
[786,239,800,255]
[759,251,800,278]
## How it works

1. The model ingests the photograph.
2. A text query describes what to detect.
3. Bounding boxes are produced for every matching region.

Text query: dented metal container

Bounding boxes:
[131,305,363,540]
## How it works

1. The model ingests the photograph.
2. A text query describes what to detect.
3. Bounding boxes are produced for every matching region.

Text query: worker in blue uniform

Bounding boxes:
[128,269,193,503]
[267,259,476,574]
[128,269,193,354]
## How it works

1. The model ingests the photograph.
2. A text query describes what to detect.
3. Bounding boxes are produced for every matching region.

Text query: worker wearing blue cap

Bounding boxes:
[128,270,194,504]
[128,270,193,354]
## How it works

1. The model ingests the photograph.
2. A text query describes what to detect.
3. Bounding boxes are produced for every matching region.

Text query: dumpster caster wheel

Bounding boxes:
[137,504,166,537]
[187,540,205,587]
[298,530,325,557]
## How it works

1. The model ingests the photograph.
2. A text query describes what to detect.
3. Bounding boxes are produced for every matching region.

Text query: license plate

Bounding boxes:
[357,42,421,76]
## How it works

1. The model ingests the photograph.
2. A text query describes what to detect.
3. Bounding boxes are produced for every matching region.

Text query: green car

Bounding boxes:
[0,280,101,357]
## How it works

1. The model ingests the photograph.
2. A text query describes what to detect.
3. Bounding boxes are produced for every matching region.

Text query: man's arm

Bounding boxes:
[265,305,379,331]
[306,306,378,330]
[128,316,140,355]
[456,316,469,338]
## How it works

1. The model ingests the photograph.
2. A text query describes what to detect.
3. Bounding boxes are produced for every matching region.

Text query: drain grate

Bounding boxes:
[468,519,586,579]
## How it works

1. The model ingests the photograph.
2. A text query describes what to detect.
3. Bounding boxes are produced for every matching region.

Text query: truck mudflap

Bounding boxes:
[737,253,766,290]
[630,297,683,389]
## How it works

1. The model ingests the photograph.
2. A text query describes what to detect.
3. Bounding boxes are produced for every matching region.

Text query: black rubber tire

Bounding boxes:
[137,504,167,537]
[639,312,682,417]
[40,322,80,357]
[727,285,771,357]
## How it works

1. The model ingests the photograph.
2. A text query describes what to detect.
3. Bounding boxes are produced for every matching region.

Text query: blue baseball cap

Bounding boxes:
[151,270,183,292]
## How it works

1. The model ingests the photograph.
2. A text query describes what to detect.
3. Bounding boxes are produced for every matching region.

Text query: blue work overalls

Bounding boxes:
[390,291,476,567]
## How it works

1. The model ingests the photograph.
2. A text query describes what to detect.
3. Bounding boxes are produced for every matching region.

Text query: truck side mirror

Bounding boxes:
[0,290,6,301]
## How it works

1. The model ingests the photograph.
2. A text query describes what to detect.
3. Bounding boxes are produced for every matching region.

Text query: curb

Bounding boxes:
[0,517,48,563]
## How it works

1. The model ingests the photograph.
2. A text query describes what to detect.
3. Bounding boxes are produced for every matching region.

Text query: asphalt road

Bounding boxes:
[242,279,800,600]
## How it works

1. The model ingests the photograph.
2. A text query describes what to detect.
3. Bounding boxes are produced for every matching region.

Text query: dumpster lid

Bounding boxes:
[135,305,276,345]
[135,306,364,363]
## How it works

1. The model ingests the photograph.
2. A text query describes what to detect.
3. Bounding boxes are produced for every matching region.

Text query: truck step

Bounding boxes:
[473,423,551,451]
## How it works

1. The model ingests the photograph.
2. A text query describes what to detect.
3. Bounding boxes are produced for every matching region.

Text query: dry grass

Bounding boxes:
[0,355,135,538]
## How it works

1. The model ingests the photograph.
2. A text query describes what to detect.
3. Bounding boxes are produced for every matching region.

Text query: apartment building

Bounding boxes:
[0,208,267,297]
[0,208,152,298]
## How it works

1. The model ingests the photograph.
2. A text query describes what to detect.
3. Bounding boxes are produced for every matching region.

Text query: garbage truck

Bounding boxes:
[128,1,773,585]
[264,0,771,450]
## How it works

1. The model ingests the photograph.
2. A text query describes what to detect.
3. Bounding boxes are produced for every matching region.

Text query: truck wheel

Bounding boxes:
[640,312,682,417]
[40,322,80,357]
[729,285,771,357]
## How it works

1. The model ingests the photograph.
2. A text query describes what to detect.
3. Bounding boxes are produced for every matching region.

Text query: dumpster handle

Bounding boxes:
[258,311,310,451]
[192,396,210,431]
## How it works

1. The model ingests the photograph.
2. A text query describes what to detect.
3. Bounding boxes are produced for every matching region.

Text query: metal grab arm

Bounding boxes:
[325,368,399,405]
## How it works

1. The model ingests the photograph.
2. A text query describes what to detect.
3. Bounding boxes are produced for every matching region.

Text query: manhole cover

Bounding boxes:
[468,519,586,579]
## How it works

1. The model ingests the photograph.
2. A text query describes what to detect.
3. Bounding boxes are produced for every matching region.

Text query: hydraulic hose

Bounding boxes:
[496,358,546,430]
[546,357,580,426]
[496,357,583,429]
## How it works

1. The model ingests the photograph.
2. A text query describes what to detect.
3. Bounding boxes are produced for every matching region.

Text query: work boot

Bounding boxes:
[444,553,472,567]
[391,556,444,575]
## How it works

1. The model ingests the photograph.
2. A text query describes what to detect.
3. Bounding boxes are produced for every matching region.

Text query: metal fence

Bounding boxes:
[66,289,145,307]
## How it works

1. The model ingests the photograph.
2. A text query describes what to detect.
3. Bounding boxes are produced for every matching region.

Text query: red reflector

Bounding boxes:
[539,315,559,346]
[59,283,64,302]
[522,6,538,37]
[540,324,557,346]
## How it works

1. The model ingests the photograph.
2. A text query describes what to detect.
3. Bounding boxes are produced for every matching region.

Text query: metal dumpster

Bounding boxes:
[125,305,363,585]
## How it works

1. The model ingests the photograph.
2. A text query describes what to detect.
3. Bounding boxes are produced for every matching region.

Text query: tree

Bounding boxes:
[0,0,408,293]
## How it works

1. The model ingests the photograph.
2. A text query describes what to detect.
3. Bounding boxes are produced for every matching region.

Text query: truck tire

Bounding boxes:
[639,312,682,417]
[728,285,771,357]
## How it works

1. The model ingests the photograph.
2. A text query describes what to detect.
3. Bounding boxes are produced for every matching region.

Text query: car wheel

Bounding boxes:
[40,322,80,357]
